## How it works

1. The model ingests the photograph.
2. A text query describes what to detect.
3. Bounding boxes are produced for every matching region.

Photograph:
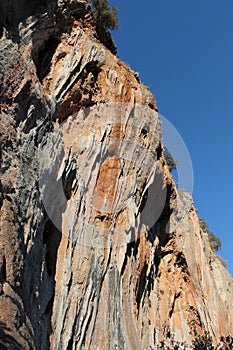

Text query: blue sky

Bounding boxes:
[110,0,233,275]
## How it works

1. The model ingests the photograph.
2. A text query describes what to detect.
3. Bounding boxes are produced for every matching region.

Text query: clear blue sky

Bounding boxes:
[110,0,233,275]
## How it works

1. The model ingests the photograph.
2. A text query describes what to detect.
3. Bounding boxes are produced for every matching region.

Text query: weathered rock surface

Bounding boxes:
[0,1,233,349]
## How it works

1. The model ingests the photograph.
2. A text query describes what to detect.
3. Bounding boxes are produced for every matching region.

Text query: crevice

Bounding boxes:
[147,264,155,296]
[65,296,81,350]
[140,128,148,138]
[136,263,148,312]
[14,80,32,124]
[138,172,171,247]
[95,214,107,223]
[133,235,141,258]
[156,141,162,160]
[175,252,189,274]
[148,102,158,111]
[67,273,73,291]
[0,180,3,210]
[43,219,62,278]
[67,336,73,350]
[42,217,62,348]
[137,181,174,289]
[100,247,112,286]
[1,256,7,282]
[169,292,181,318]
[43,293,54,350]
[62,156,77,200]
[138,188,148,215]
[147,183,173,246]
[79,305,95,349]
[56,60,102,123]
[85,61,101,81]
[120,238,134,276]
[45,295,54,315]
[32,36,61,82]
[120,230,140,277]
[153,249,161,276]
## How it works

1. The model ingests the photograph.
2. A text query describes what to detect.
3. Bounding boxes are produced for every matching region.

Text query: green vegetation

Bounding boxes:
[158,335,187,349]
[199,217,222,252]
[88,0,120,30]
[157,333,233,349]
[164,149,178,172]
[192,332,214,350]
[192,333,233,350]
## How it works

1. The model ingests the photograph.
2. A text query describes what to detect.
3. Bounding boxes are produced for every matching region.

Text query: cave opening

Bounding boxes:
[32,36,61,82]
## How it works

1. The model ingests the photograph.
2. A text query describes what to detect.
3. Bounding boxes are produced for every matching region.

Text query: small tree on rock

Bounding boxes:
[89,0,119,30]
[164,150,178,172]
[199,218,221,252]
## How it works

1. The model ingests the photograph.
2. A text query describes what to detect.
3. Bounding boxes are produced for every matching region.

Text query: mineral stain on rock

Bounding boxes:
[0,1,233,349]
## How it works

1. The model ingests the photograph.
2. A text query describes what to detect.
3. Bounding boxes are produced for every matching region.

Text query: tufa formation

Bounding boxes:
[0,1,232,349]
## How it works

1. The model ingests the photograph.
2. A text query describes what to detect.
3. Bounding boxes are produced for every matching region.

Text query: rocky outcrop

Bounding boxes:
[0,1,233,349]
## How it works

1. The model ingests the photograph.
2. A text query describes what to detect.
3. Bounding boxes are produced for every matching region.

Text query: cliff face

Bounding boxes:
[0,2,233,349]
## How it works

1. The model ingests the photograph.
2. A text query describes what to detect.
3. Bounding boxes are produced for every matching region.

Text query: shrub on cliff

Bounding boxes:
[88,0,120,30]
[157,333,233,349]
[164,149,178,172]
[192,333,233,350]
[199,218,222,252]
[192,332,214,350]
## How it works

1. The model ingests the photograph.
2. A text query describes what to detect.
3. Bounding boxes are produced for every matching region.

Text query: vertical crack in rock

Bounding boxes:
[1,256,7,282]
[43,220,62,279]
[136,262,148,313]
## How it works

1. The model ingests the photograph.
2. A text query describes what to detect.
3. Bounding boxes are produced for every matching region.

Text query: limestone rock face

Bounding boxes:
[0,2,233,349]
